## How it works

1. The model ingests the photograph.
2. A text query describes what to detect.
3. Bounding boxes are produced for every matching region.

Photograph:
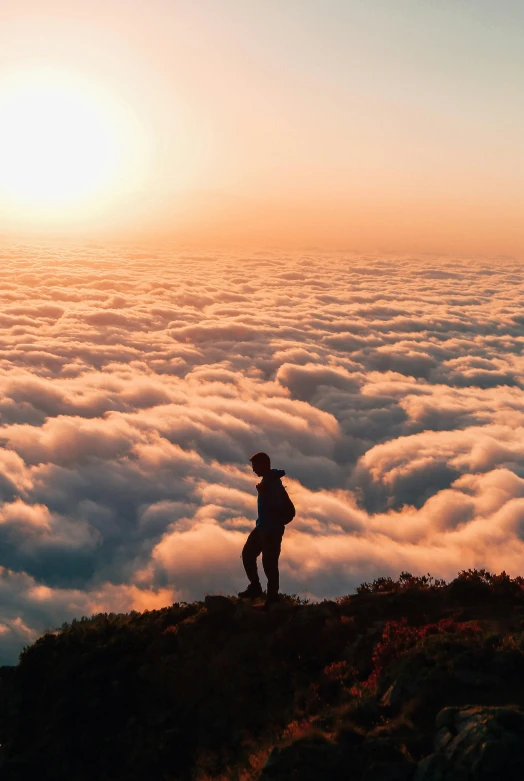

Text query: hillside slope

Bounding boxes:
[1,571,524,780]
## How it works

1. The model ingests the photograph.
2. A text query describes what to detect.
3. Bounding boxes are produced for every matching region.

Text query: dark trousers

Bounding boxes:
[242,527,284,598]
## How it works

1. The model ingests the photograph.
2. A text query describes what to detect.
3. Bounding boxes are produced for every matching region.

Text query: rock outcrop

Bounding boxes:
[415,705,524,781]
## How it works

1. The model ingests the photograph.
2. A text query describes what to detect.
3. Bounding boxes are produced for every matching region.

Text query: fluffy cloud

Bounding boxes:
[0,241,523,662]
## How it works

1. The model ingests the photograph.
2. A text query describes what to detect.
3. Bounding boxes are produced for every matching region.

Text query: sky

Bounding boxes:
[0,0,522,252]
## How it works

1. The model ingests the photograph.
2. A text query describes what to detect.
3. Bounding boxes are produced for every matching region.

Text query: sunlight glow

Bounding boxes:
[0,69,148,220]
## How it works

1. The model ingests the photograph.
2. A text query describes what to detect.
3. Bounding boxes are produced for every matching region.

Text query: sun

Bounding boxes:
[0,68,147,218]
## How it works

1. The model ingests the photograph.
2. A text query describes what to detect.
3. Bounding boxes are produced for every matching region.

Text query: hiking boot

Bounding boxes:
[238,582,263,599]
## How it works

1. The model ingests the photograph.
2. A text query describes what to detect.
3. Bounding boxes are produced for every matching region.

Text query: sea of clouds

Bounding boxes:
[0,242,523,662]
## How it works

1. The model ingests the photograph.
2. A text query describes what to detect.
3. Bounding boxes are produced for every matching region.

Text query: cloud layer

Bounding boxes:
[0,241,523,662]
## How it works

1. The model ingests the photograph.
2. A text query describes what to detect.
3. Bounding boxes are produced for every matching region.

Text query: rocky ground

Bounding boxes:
[1,570,524,780]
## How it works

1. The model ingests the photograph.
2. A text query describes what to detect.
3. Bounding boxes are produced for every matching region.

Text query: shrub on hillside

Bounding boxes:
[352,569,524,600]
[355,571,446,595]
[456,569,524,598]
[353,616,482,694]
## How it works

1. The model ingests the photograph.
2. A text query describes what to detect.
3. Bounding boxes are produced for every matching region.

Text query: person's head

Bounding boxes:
[250,451,271,477]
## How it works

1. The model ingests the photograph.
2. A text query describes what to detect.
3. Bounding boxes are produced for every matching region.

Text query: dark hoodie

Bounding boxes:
[255,469,288,533]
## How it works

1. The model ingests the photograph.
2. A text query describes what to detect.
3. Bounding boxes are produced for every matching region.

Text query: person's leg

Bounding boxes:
[242,528,263,587]
[260,529,284,599]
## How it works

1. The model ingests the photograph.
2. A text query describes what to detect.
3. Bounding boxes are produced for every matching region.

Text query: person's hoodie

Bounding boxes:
[255,469,288,533]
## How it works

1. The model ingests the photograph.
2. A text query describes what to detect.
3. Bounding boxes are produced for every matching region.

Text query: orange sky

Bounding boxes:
[0,0,522,254]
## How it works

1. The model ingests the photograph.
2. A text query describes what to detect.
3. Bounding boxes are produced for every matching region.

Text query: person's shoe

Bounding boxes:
[238,582,263,599]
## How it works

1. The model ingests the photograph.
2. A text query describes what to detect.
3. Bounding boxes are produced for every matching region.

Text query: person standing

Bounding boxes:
[238,452,294,608]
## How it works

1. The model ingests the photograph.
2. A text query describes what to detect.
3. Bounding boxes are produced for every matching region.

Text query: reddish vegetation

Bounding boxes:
[357,616,482,693]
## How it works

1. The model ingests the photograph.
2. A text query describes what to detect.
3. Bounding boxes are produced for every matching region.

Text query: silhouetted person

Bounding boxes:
[239,452,294,608]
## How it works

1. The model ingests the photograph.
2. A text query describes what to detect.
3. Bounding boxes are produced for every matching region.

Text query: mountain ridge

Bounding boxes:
[1,569,524,780]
